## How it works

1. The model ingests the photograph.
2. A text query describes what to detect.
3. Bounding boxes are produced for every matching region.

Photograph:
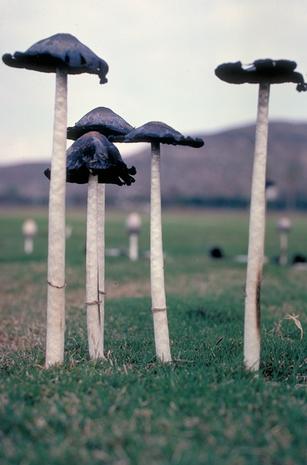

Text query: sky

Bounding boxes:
[0,0,306,165]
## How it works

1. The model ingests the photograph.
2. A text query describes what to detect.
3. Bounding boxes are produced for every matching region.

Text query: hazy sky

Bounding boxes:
[1,0,306,165]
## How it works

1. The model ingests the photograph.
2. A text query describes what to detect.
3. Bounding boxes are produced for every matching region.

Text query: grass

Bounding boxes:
[0,207,306,465]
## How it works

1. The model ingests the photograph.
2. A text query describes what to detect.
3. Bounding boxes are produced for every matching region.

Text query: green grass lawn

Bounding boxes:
[0,207,306,465]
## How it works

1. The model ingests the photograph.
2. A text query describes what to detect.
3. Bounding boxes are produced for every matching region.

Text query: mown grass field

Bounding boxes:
[0,207,306,465]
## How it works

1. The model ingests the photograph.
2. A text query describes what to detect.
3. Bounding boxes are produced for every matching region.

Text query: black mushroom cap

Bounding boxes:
[2,33,108,84]
[215,59,307,91]
[110,121,204,148]
[265,179,276,189]
[67,107,134,140]
[44,131,136,186]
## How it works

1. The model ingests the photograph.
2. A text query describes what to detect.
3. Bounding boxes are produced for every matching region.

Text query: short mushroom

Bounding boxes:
[265,179,278,203]
[215,59,306,371]
[126,212,142,261]
[67,106,135,340]
[67,106,133,140]
[3,33,109,367]
[111,121,204,362]
[277,217,292,266]
[22,219,38,255]
[45,131,136,359]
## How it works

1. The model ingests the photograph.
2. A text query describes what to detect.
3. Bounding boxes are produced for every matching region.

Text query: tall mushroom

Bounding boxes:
[111,122,204,362]
[3,33,109,366]
[215,59,306,371]
[67,106,134,353]
[45,131,136,359]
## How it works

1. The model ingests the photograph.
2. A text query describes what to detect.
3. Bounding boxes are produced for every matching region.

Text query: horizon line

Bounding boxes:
[1,117,307,168]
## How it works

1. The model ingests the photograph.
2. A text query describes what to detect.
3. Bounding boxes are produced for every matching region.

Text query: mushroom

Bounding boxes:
[67,106,135,349]
[111,121,204,362]
[277,217,292,266]
[22,219,38,255]
[126,213,142,261]
[67,106,133,140]
[45,131,136,359]
[265,179,278,203]
[3,33,109,366]
[215,59,306,371]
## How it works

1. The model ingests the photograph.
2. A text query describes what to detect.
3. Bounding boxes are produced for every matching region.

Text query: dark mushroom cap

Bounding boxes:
[215,59,307,91]
[110,121,204,148]
[67,107,133,140]
[44,131,136,185]
[2,33,108,84]
[265,179,276,189]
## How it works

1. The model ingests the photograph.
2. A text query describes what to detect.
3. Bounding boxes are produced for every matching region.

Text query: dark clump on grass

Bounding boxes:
[185,305,238,324]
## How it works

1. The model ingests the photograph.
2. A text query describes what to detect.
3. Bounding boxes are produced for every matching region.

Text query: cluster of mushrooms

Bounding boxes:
[3,33,203,367]
[3,34,306,371]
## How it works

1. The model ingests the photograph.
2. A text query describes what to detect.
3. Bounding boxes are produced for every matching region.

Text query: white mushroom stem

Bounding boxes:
[129,233,139,261]
[150,142,172,362]
[279,232,289,266]
[86,174,104,359]
[24,237,34,254]
[45,69,67,367]
[244,82,270,372]
[97,183,106,357]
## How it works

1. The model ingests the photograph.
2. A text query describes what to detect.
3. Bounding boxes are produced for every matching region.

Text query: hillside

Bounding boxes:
[1,121,307,208]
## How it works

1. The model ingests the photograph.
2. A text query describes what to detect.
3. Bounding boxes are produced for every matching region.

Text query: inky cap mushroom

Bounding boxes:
[2,33,108,84]
[67,107,133,140]
[111,121,204,147]
[215,59,307,91]
[45,131,136,185]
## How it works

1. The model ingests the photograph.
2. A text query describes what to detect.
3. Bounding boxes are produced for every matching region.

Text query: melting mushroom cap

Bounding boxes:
[67,107,134,140]
[111,121,204,148]
[44,131,136,185]
[2,33,109,84]
[215,59,307,91]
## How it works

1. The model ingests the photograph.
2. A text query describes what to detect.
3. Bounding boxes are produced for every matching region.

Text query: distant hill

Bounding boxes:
[1,121,307,208]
